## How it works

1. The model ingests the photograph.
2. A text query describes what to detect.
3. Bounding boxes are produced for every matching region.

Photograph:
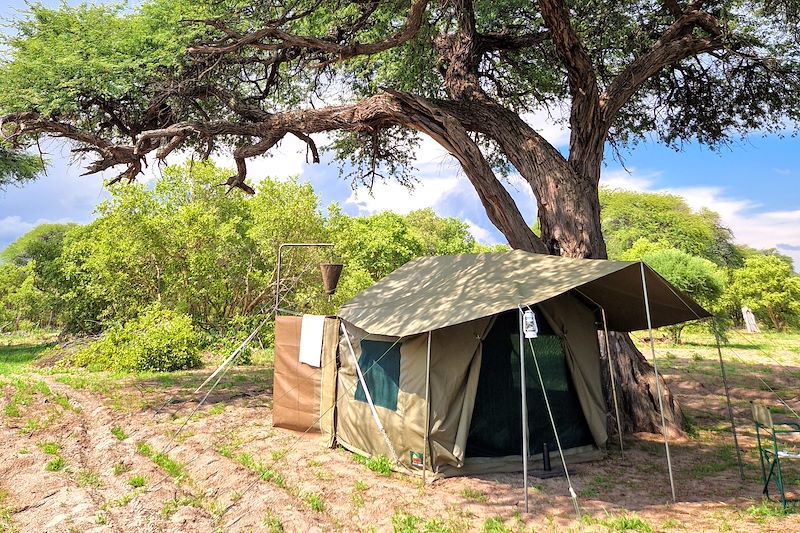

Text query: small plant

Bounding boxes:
[461,488,487,502]
[136,441,186,481]
[129,475,146,488]
[305,492,325,512]
[112,462,130,476]
[95,511,108,525]
[208,403,225,416]
[77,470,103,488]
[111,426,128,441]
[39,441,61,455]
[582,512,653,532]
[271,449,287,461]
[161,499,179,518]
[392,510,421,533]
[745,499,787,518]
[353,453,393,476]
[354,480,368,492]
[136,441,153,457]
[0,490,14,532]
[101,492,135,510]
[45,456,66,472]
[263,511,285,533]
[482,517,512,533]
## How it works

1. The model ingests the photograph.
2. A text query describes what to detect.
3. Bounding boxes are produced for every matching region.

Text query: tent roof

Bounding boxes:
[338,250,710,337]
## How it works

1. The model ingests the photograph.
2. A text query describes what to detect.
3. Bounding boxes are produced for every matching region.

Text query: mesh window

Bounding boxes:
[467,309,594,457]
[354,339,401,411]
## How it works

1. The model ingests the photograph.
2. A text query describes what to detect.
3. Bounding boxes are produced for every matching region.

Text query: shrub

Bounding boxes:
[70,304,201,372]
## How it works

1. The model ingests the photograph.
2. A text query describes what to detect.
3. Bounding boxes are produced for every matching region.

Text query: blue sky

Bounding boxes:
[2,1,799,268]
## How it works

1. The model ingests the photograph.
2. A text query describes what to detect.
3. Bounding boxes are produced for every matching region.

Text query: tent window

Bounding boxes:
[354,340,401,411]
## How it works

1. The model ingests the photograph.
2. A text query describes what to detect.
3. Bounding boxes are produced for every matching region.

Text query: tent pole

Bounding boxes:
[640,263,677,503]
[712,318,745,481]
[600,308,624,459]
[423,330,432,485]
[518,308,529,513]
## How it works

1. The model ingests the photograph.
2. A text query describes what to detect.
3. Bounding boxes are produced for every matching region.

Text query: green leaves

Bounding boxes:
[70,303,201,372]
[730,255,800,330]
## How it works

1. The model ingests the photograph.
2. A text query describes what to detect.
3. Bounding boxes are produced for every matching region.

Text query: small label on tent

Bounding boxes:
[410,451,424,468]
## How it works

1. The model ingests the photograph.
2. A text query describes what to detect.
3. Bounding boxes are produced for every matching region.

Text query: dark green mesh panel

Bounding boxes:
[355,339,401,411]
[467,309,594,457]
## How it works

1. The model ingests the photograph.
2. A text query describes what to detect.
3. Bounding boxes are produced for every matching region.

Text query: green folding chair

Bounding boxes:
[752,402,800,509]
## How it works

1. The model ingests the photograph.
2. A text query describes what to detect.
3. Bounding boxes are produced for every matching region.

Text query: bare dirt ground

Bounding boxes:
[1,331,799,532]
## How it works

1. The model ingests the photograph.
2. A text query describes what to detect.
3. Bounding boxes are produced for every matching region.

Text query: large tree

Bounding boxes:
[2,1,799,434]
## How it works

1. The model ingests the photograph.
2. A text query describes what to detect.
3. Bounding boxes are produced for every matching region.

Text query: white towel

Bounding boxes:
[298,315,325,367]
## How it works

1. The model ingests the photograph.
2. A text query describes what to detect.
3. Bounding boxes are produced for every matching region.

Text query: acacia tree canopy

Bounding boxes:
[1,0,798,255]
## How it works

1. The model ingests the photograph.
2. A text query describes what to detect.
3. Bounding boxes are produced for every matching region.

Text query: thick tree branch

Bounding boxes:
[537,0,603,177]
[601,10,724,121]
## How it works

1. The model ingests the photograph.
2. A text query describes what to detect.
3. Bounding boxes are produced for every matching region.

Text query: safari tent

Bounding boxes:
[272,250,709,477]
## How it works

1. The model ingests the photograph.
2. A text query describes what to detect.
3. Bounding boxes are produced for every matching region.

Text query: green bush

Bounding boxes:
[71,304,201,372]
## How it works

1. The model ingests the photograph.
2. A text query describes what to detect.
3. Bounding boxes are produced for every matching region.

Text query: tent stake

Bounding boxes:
[712,319,745,481]
[640,263,677,503]
[518,308,530,513]
[423,330,432,485]
[600,307,624,459]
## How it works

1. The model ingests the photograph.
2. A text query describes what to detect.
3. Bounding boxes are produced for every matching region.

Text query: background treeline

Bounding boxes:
[1,162,798,370]
[0,162,501,370]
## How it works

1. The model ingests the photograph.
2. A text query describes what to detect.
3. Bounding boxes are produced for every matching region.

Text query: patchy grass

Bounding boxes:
[353,453,393,477]
[128,475,146,488]
[136,442,186,481]
[111,425,128,441]
[481,517,513,533]
[112,462,130,476]
[39,441,61,455]
[461,488,487,502]
[262,511,285,532]
[582,512,653,532]
[0,340,55,375]
[237,452,286,488]
[45,456,66,472]
[304,492,325,512]
[76,469,103,489]
[0,490,14,532]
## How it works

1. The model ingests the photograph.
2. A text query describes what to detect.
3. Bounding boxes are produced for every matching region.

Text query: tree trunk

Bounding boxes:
[440,100,685,438]
[599,332,684,438]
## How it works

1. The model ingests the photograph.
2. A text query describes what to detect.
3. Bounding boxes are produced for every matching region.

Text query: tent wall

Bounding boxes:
[335,317,492,472]
[272,316,338,442]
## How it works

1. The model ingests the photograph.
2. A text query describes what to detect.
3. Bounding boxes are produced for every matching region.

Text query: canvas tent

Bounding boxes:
[272,250,709,477]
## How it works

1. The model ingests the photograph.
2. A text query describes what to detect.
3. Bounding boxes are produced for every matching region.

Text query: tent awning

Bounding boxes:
[338,250,710,337]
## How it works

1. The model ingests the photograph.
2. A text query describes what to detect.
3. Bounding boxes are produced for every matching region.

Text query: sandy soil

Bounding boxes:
[1,338,799,532]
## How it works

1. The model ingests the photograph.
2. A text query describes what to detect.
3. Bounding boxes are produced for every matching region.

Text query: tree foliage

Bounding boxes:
[1,0,797,253]
[0,162,482,335]
[601,189,741,266]
[0,146,43,188]
[729,254,800,330]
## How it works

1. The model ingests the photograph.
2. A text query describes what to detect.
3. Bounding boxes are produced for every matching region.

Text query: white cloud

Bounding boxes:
[346,176,461,215]
[522,108,571,148]
[0,215,77,240]
[599,167,800,269]
[464,218,494,244]
[600,168,659,191]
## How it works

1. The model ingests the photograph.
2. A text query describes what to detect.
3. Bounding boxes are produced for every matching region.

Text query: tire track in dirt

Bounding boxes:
[43,377,343,531]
